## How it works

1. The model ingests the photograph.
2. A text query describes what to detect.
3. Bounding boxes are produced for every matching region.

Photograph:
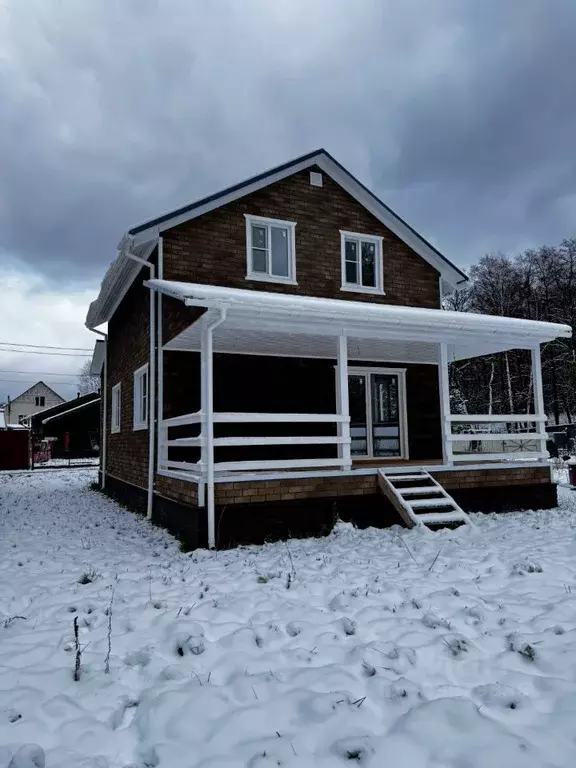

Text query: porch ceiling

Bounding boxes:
[149,280,572,362]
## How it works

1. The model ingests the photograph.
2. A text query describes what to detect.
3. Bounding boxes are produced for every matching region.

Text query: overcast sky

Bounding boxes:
[1,0,575,402]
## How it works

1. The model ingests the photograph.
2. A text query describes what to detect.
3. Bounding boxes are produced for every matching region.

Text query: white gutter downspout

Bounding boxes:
[200,308,227,549]
[87,329,107,489]
[126,250,156,521]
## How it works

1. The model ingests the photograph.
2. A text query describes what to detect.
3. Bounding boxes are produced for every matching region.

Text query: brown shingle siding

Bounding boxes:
[162,167,440,339]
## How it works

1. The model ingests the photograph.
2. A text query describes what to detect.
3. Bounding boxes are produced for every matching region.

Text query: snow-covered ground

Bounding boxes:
[2,470,576,767]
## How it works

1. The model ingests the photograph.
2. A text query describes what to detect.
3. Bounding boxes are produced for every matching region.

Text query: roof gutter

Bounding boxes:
[86,328,107,489]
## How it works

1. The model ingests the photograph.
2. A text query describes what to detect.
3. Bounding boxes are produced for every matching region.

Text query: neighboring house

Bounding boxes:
[87,148,571,549]
[4,382,65,426]
[30,392,100,459]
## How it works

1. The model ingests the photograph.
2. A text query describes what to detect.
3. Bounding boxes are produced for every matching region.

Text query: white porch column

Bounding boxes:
[337,333,352,470]
[531,344,547,459]
[200,325,215,549]
[200,309,227,550]
[438,343,453,465]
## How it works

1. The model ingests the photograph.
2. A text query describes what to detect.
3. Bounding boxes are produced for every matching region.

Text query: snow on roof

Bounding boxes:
[148,279,571,343]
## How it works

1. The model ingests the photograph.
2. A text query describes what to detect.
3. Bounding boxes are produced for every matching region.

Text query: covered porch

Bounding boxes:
[148,280,570,547]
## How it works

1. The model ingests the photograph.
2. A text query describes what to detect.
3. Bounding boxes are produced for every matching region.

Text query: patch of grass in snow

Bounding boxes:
[77,567,99,585]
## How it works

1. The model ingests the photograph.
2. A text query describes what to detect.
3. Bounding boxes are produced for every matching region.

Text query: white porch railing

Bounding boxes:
[447,414,548,462]
[159,411,352,476]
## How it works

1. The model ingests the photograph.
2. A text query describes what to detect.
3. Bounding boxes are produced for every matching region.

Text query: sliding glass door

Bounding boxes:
[348,368,407,459]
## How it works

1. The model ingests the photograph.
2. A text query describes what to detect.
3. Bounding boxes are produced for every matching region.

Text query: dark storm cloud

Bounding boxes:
[0,0,575,281]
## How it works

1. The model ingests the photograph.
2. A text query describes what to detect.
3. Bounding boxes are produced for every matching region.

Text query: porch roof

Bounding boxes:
[148,279,571,363]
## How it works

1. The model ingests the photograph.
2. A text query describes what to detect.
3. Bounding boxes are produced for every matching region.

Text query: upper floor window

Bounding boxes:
[340,231,384,294]
[35,396,45,407]
[111,383,121,434]
[133,364,149,431]
[245,215,297,285]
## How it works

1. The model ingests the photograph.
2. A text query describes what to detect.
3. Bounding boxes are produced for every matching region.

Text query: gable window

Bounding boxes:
[35,396,45,407]
[340,231,384,294]
[111,383,121,434]
[245,215,297,284]
[133,364,149,431]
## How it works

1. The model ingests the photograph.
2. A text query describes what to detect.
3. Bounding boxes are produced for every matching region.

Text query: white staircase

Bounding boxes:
[377,468,473,530]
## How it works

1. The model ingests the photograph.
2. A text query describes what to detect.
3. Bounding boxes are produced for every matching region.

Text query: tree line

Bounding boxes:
[446,238,576,424]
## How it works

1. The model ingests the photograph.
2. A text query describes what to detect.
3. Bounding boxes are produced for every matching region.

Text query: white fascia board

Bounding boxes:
[133,157,321,245]
[130,152,466,287]
[314,156,466,289]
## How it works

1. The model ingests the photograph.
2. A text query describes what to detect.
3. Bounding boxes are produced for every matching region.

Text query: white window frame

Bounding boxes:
[245,214,297,285]
[133,363,149,431]
[111,383,121,434]
[35,396,45,407]
[340,230,384,294]
[345,366,408,460]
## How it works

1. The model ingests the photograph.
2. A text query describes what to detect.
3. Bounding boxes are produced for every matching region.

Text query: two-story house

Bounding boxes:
[87,149,570,549]
[4,381,65,426]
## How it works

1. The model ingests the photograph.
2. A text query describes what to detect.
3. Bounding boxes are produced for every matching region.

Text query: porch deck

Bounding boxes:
[145,280,568,547]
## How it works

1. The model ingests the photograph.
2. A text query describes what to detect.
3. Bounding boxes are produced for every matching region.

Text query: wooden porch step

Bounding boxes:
[399,486,442,496]
[384,473,429,482]
[415,512,467,525]
[410,497,458,509]
[377,468,473,531]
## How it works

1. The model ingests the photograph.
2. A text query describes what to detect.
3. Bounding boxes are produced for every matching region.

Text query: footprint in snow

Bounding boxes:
[473,683,529,711]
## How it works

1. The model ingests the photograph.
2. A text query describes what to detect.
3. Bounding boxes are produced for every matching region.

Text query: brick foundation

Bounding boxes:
[133,464,556,549]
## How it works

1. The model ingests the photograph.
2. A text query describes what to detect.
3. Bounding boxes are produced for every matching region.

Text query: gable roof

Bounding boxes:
[10,380,65,404]
[86,149,468,329]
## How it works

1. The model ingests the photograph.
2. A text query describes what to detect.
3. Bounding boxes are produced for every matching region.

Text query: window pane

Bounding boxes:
[270,226,289,277]
[349,374,368,456]
[344,239,359,284]
[141,372,148,422]
[251,225,267,249]
[252,248,267,273]
[345,239,358,261]
[371,374,400,457]
[361,241,376,287]
[345,260,358,284]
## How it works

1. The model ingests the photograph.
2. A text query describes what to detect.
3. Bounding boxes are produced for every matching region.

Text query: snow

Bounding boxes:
[3,470,576,767]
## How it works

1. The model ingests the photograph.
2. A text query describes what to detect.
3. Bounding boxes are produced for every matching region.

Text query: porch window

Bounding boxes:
[245,214,297,284]
[133,364,149,431]
[340,231,384,293]
[111,383,121,434]
[348,367,407,458]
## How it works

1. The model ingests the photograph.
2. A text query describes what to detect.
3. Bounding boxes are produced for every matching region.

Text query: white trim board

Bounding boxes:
[87,149,470,329]
[129,151,466,287]
[154,461,550,486]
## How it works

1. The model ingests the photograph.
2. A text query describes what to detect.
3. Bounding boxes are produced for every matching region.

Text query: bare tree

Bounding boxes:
[447,239,576,424]
[77,360,100,396]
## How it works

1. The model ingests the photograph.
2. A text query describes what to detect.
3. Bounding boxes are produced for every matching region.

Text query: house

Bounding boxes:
[30,392,100,460]
[86,149,571,549]
[4,381,65,426]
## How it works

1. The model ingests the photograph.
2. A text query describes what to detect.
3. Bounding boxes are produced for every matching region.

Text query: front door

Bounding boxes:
[348,368,407,459]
